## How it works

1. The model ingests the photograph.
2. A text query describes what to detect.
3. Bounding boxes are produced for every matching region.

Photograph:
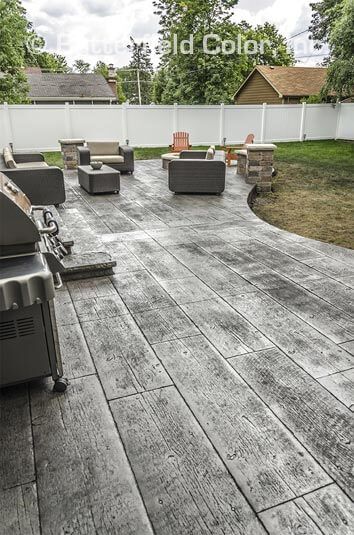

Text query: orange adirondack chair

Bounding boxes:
[226,133,255,166]
[170,132,191,153]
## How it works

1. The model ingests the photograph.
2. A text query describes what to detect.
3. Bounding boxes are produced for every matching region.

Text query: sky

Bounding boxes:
[22,0,327,69]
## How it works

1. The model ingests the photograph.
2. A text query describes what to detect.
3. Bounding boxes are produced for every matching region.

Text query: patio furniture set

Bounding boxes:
[0,145,65,206]
[76,136,229,195]
[1,131,262,203]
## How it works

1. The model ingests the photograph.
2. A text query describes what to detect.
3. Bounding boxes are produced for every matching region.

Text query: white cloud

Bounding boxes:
[23,0,324,68]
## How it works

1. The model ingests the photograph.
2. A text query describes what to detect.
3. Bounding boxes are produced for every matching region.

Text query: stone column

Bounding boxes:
[59,139,85,170]
[245,143,277,192]
[236,149,247,177]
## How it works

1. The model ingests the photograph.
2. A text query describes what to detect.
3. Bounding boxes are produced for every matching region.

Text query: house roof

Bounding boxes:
[26,72,117,101]
[234,66,329,98]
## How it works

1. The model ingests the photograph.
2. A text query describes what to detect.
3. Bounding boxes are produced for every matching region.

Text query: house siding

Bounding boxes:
[235,71,282,105]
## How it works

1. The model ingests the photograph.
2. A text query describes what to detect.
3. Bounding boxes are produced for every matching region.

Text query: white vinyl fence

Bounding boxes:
[0,102,353,152]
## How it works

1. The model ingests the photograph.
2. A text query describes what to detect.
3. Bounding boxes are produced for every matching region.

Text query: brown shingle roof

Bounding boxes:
[235,66,328,98]
[26,73,117,100]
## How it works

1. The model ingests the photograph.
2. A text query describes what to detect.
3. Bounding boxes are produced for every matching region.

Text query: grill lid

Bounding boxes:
[0,173,40,247]
[0,254,55,312]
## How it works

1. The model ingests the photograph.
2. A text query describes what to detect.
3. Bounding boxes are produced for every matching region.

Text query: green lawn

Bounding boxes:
[43,140,354,249]
[251,140,354,249]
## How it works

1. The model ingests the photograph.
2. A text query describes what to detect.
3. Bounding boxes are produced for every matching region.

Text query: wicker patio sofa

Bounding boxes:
[168,149,226,194]
[77,141,134,174]
[0,147,65,206]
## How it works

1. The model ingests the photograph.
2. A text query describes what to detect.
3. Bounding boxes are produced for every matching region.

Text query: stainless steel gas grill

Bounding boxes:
[0,172,68,392]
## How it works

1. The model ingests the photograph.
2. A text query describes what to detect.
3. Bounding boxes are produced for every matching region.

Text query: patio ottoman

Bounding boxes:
[161,152,179,170]
[78,165,120,194]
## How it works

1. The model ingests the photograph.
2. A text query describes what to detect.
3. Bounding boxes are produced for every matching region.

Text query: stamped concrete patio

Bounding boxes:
[1,160,354,534]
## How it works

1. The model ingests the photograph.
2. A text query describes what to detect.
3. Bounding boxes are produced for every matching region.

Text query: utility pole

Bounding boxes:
[137,46,142,105]
[137,68,142,105]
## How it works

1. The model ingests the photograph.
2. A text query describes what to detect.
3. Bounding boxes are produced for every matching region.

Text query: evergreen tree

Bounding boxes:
[120,37,154,104]
[73,59,91,74]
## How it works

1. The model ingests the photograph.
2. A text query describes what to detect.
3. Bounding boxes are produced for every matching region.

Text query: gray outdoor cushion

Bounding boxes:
[87,141,119,156]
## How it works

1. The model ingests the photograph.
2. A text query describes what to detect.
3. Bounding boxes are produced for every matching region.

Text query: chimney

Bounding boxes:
[107,63,117,97]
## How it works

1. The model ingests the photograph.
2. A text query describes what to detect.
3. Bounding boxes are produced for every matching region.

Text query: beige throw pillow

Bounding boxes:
[205,146,214,160]
[3,147,17,169]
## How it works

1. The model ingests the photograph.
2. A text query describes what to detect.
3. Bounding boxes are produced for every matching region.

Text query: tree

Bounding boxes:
[309,0,345,51]
[0,0,29,103]
[73,59,91,73]
[310,0,353,97]
[324,0,354,97]
[93,61,126,102]
[152,1,293,104]
[35,52,70,73]
[93,60,109,77]
[153,0,239,104]
[120,38,154,104]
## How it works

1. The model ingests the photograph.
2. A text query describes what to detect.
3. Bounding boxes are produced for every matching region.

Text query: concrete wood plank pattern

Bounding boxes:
[110,197,167,229]
[225,291,354,377]
[111,386,266,535]
[303,256,354,279]
[82,315,172,399]
[0,385,34,490]
[259,484,354,535]
[318,369,354,410]
[264,279,354,343]
[301,278,354,317]
[158,276,217,304]
[57,322,95,379]
[153,335,330,512]
[72,293,128,322]
[167,243,254,296]
[0,483,40,535]
[234,240,322,283]
[181,298,273,357]
[230,347,354,499]
[111,270,174,313]
[133,306,199,344]
[67,277,117,301]
[340,340,354,355]
[195,238,291,289]
[30,376,153,535]
[54,286,78,326]
[126,240,192,281]
[3,161,353,533]
[103,240,145,273]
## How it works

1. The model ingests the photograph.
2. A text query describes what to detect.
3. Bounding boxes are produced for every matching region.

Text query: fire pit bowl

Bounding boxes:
[90,161,103,170]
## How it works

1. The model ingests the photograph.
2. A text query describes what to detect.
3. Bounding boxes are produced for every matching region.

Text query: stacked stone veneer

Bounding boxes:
[245,143,277,192]
[59,139,85,170]
[236,149,247,177]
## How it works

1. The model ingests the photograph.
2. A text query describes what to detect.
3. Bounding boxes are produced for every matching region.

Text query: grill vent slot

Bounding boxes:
[17,317,35,337]
[0,317,36,340]
[0,320,17,340]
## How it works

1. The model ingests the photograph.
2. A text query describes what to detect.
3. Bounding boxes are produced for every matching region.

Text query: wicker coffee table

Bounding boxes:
[78,165,120,194]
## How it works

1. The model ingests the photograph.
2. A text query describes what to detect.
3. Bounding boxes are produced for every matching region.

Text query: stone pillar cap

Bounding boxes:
[58,138,85,144]
[246,143,277,151]
[236,149,247,155]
